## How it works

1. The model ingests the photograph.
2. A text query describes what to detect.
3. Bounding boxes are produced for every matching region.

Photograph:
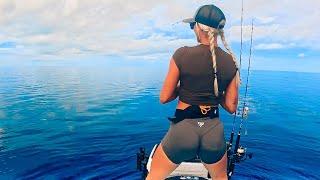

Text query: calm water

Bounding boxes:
[0,61,319,179]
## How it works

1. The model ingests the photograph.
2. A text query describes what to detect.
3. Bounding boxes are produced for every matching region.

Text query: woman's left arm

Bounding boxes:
[160,58,180,104]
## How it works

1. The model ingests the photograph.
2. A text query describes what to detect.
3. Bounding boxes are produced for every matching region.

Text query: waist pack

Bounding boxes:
[168,105,219,124]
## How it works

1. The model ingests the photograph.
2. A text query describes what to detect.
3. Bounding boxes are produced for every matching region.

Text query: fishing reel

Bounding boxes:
[237,106,249,118]
[137,147,149,178]
[228,143,253,162]
[242,106,249,118]
[226,142,253,178]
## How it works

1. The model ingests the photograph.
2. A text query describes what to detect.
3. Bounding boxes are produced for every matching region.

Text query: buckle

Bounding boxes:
[199,105,211,115]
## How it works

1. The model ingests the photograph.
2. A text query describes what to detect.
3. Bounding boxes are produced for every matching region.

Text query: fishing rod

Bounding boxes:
[227,19,254,178]
[239,0,244,72]
[228,0,244,148]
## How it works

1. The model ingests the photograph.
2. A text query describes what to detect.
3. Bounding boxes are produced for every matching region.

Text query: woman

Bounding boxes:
[146,4,240,180]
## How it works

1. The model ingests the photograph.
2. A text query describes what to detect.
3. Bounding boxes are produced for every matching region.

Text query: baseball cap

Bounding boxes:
[183,4,226,29]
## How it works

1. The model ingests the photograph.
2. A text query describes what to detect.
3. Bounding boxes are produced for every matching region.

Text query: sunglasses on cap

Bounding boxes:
[189,22,196,30]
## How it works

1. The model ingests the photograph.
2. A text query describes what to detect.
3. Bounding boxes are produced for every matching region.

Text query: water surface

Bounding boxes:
[0,61,319,179]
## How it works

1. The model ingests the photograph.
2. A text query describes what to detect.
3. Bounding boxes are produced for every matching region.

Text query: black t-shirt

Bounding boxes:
[172,44,237,106]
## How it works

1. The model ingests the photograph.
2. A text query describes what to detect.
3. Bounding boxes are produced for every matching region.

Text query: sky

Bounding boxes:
[0,0,319,72]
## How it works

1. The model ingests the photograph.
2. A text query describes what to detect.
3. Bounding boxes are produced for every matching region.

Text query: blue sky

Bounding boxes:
[0,0,319,72]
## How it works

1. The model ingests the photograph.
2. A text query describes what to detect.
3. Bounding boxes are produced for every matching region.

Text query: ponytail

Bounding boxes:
[207,28,220,97]
[197,23,240,97]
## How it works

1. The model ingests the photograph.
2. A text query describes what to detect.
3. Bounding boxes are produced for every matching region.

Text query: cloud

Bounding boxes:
[211,0,320,54]
[0,0,319,59]
[298,53,305,58]
[255,16,275,24]
[255,43,285,50]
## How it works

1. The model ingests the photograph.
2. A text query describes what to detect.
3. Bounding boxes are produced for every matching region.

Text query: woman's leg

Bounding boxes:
[147,119,199,179]
[146,143,179,180]
[202,151,228,180]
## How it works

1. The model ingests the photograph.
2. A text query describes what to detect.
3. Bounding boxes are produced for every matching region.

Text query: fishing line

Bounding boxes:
[240,19,253,128]
[239,0,244,72]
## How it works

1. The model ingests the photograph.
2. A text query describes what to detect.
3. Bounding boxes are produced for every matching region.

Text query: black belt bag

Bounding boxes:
[168,105,219,124]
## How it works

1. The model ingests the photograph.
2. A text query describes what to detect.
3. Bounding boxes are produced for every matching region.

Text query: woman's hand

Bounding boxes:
[220,75,239,113]
[160,58,180,104]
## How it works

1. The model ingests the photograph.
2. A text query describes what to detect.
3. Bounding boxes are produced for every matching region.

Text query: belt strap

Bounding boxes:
[168,105,219,124]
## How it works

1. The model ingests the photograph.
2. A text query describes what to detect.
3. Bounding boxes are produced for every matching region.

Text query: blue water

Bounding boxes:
[0,61,319,179]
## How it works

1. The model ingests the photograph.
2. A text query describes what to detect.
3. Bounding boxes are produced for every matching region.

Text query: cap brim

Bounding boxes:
[182,18,195,23]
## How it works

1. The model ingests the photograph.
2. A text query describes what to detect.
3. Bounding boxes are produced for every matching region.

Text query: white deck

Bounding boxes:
[147,144,211,179]
[168,162,209,179]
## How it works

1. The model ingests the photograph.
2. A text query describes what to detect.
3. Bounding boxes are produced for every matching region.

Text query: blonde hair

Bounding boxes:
[197,23,240,97]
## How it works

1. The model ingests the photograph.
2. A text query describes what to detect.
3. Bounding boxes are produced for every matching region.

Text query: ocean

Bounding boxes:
[0,60,319,179]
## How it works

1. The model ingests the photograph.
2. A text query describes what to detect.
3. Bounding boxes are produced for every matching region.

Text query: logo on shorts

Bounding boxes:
[198,121,204,127]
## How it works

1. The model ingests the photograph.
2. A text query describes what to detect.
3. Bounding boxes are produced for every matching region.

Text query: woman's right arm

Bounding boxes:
[220,75,239,114]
